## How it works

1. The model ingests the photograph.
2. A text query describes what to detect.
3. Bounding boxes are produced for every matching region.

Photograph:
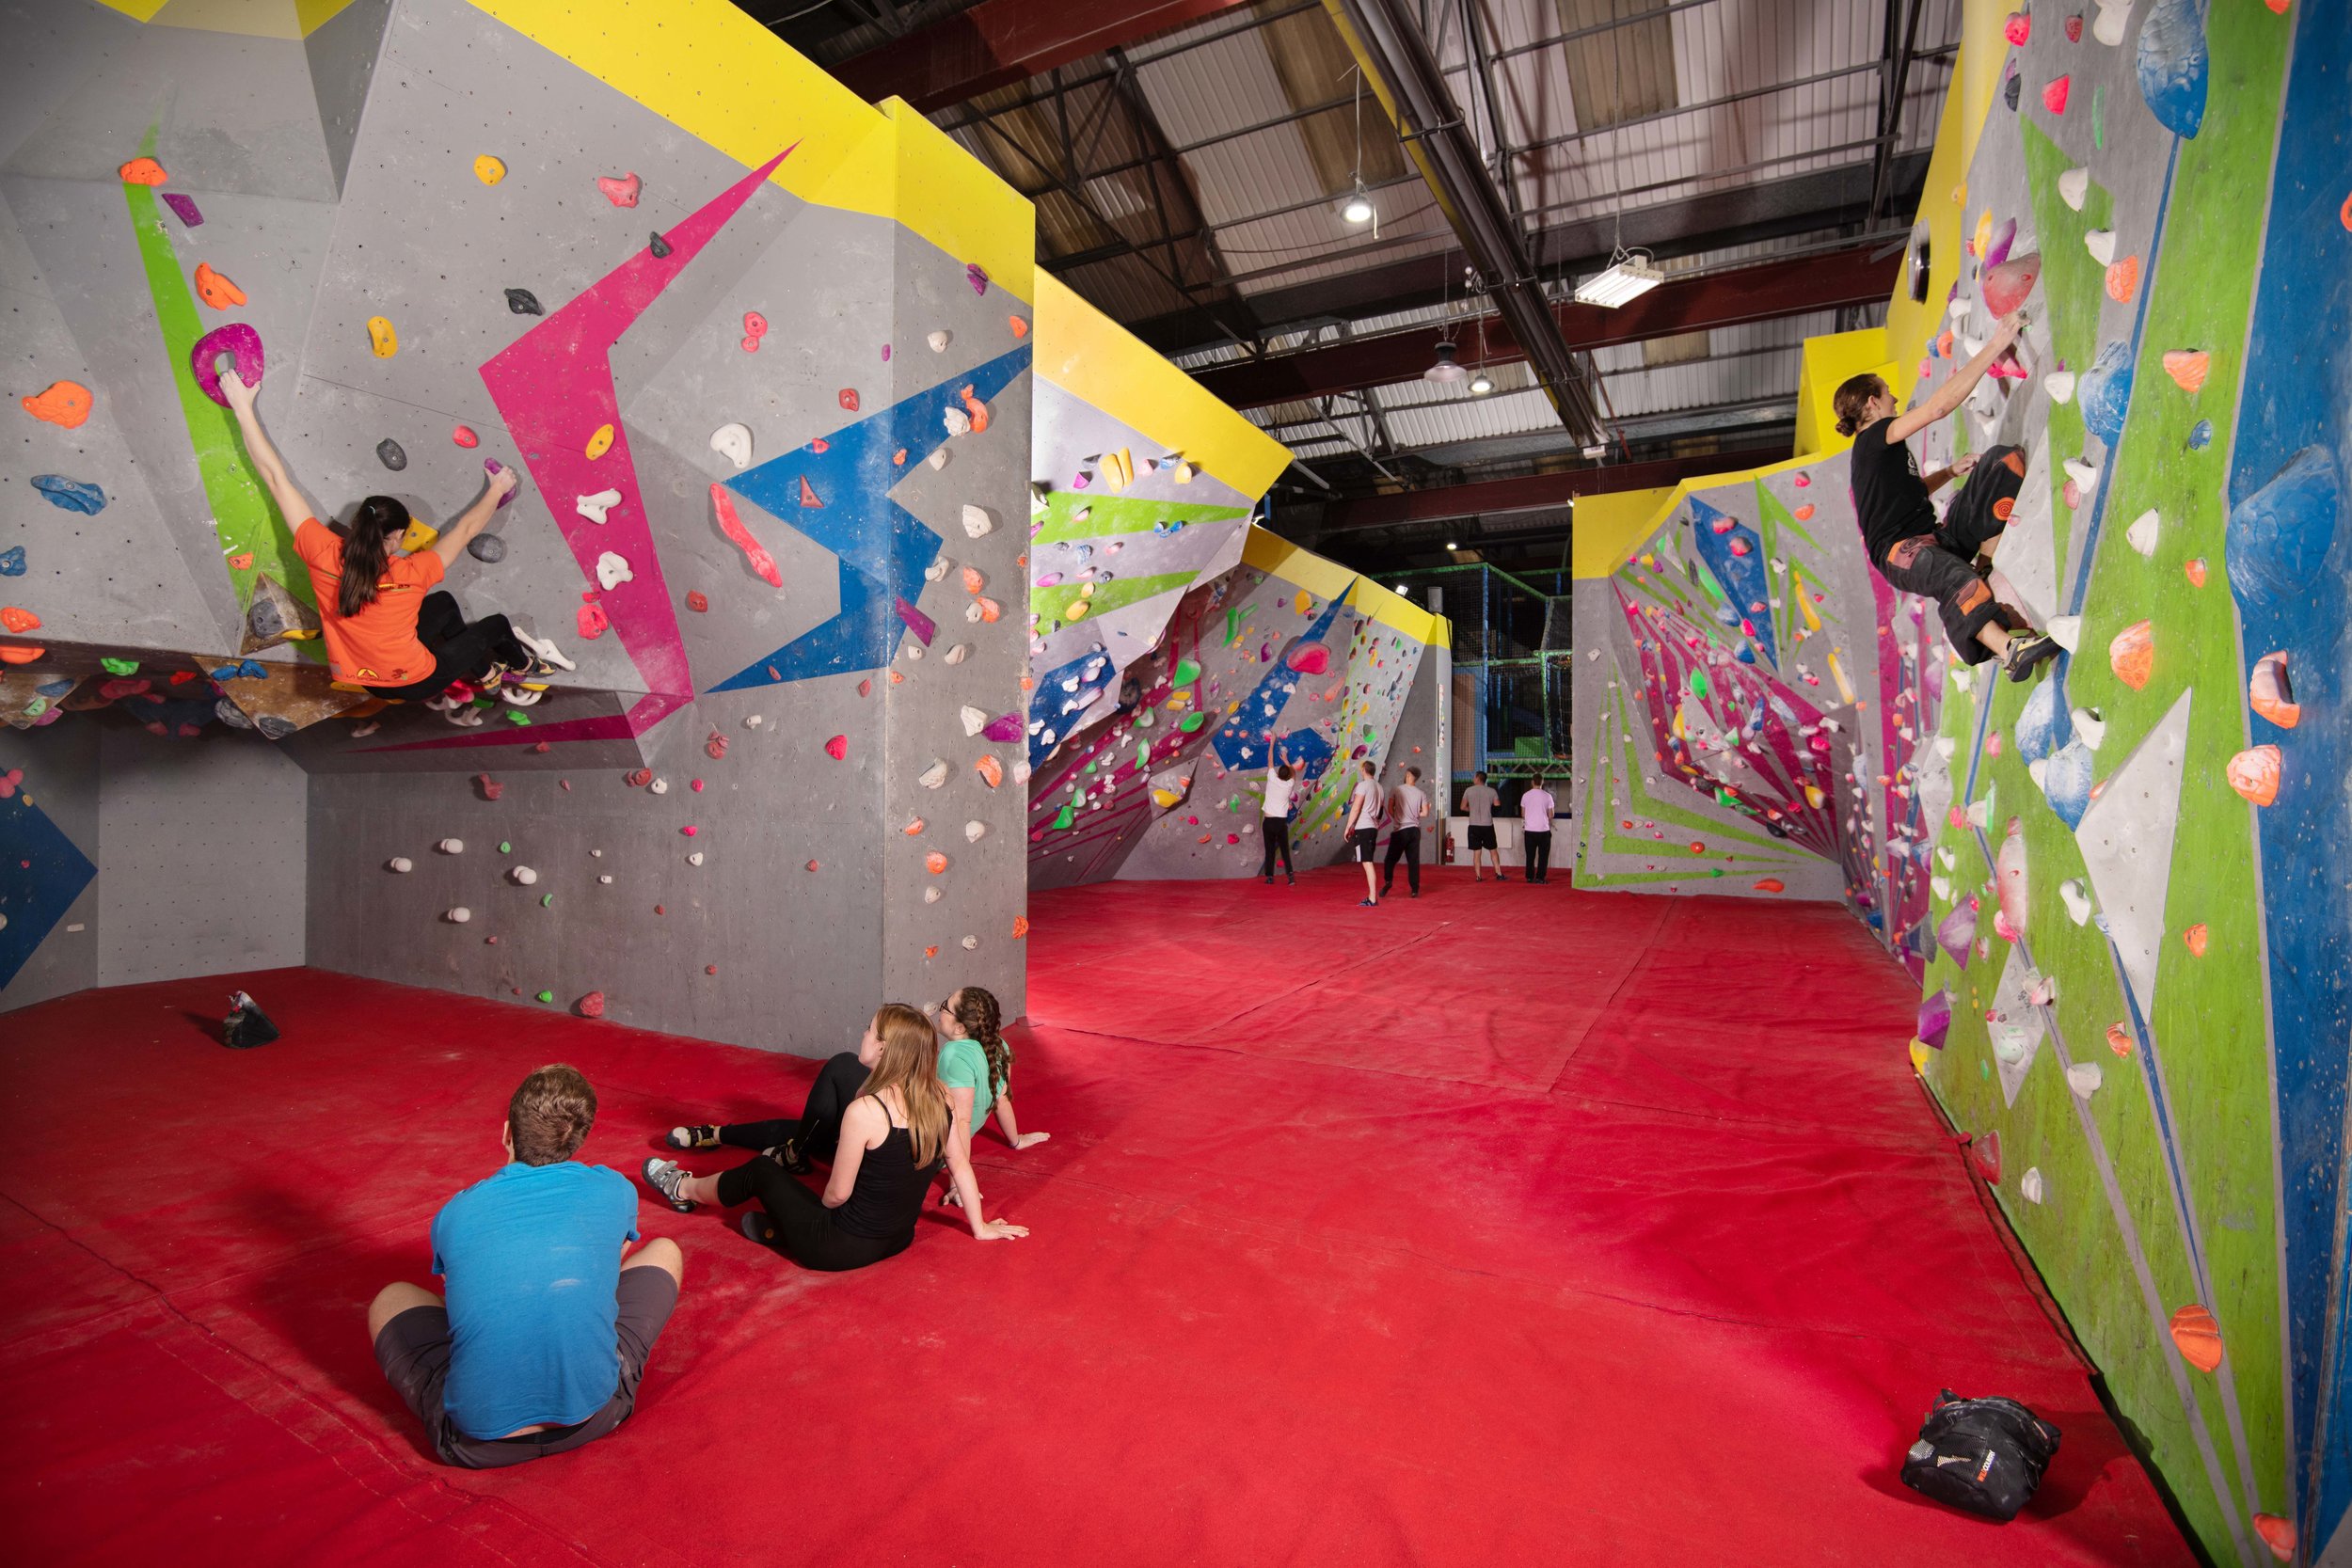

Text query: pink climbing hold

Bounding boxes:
[453,425,479,448]
[740,310,768,354]
[838,388,860,412]
[966,262,990,295]
[2042,76,2071,115]
[706,730,729,760]
[824,734,848,760]
[576,991,607,1019]
[578,602,609,639]
[2003,10,2029,44]
[1982,252,2042,316]
[596,173,641,208]
[681,825,698,836]
[189,323,264,407]
[483,457,516,508]
[476,772,504,800]
[1286,643,1331,675]
[709,483,783,587]
[691,779,706,792]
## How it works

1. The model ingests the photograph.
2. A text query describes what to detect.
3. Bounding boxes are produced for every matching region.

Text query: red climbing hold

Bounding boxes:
[708,484,782,589]
[627,768,653,787]
[576,991,606,1019]
[838,388,860,412]
[475,772,504,801]
[1970,1130,2002,1184]
[798,475,822,509]
[686,590,708,612]
[2042,76,2071,115]
[578,602,609,639]
[706,731,728,760]
[596,172,641,208]
[453,425,479,448]
[2002,10,2029,43]
[824,735,848,760]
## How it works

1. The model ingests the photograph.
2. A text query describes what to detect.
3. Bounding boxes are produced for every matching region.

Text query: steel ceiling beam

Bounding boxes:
[830,0,1256,114]
[1319,0,1604,446]
[1300,444,1791,531]
[1191,245,1897,408]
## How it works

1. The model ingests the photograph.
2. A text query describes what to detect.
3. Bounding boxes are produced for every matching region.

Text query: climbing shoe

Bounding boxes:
[641,1157,697,1213]
[666,1124,721,1150]
[513,628,576,673]
[2002,633,2061,682]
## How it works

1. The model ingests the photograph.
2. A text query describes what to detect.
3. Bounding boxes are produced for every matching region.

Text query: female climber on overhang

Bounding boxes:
[219,369,572,709]
[1836,309,2058,684]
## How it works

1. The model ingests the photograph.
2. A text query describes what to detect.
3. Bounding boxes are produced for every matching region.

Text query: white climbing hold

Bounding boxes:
[388,856,413,873]
[2084,230,2117,266]
[2021,1167,2045,1204]
[918,758,948,789]
[1012,760,1031,784]
[927,446,949,471]
[1931,875,1952,901]
[744,714,763,728]
[960,705,989,736]
[902,639,925,660]
[511,866,538,885]
[650,777,670,795]
[2125,509,2160,558]
[964,820,986,842]
[944,642,971,665]
[943,405,971,438]
[446,907,472,924]
[960,935,978,951]
[2046,615,2083,652]
[2062,457,2101,491]
[2072,706,2106,749]
[1947,298,1974,323]
[2061,878,2093,924]
[596,551,632,591]
[437,838,465,854]
[2091,0,2129,46]
[688,851,704,866]
[925,558,951,582]
[577,488,623,524]
[2043,371,2076,404]
[928,330,951,352]
[597,874,613,884]
[1933,736,1958,759]
[923,885,942,903]
[2066,1062,2104,1099]
[1959,333,1985,359]
[961,504,995,539]
[2057,168,2090,211]
[710,423,753,468]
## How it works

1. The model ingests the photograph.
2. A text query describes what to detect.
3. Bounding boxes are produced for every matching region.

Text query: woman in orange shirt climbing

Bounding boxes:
[220,370,570,709]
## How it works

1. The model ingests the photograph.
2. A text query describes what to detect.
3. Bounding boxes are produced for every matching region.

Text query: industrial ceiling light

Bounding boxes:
[1341,179,1375,225]
[1468,368,1494,395]
[1575,249,1663,309]
[1423,340,1467,384]
[1445,540,1459,551]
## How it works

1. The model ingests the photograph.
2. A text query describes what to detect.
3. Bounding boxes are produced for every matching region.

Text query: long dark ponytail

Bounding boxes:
[337,496,408,618]
[950,987,1010,1103]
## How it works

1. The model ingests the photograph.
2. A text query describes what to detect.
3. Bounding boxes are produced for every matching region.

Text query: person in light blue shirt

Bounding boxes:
[367,1064,683,1468]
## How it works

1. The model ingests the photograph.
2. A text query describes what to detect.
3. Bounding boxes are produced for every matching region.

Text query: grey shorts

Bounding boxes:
[373,1266,677,1468]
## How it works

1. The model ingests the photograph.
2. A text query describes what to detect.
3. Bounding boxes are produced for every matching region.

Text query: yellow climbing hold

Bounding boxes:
[1972,209,1993,258]
[585,423,615,460]
[474,154,506,185]
[366,316,398,357]
[400,516,440,553]
[1908,1039,1931,1074]
[1102,449,1135,491]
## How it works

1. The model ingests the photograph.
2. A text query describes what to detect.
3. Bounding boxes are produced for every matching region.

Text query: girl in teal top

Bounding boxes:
[933,988,1049,1211]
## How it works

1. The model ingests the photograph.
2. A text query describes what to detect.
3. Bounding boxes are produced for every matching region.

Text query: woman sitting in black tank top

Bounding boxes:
[641,1003,1027,1270]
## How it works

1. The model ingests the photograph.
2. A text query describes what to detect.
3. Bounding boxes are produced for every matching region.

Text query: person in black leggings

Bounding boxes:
[664,1040,872,1171]
[640,1004,1028,1269]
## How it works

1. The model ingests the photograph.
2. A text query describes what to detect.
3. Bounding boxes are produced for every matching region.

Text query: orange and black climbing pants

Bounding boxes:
[1877,445,2030,664]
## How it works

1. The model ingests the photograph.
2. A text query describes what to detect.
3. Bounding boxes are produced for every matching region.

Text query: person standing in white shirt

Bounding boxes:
[1259,743,1297,886]
[1519,775,1558,884]
[1379,766,1431,898]
[1460,770,1502,883]
[1344,760,1385,907]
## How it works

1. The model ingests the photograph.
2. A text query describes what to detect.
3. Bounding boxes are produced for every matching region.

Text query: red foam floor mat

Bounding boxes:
[0,868,2192,1566]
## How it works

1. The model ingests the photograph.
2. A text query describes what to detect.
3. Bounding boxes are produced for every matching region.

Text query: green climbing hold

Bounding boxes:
[101,657,138,675]
[1177,713,1206,733]
[1688,670,1711,698]
[2091,86,2105,149]
[507,711,531,725]
[1172,657,1201,686]
[1051,802,1075,830]
[536,990,554,1004]
[500,841,512,853]
[1083,758,1098,774]
[540,894,552,908]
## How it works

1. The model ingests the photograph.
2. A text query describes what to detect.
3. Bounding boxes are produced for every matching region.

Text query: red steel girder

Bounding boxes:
[1197,247,1898,410]
[832,0,1256,114]
[1311,445,1792,531]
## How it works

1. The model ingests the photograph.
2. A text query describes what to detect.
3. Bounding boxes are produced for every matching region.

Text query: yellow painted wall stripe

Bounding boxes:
[1240,527,1443,645]
[1035,274,1292,499]
[464,0,1034,306]
[1570,487,1677,579]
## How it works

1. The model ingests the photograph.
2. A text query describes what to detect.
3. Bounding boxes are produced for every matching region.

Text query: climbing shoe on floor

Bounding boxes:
[667,1124,721,1150]
[641,1157,697,1213]
[2002,632,2061,682]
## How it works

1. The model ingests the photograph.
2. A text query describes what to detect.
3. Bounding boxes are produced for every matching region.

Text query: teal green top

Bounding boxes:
[937,1035,1003,1133]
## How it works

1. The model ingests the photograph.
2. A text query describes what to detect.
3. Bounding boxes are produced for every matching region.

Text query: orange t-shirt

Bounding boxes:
[294,517,445,686]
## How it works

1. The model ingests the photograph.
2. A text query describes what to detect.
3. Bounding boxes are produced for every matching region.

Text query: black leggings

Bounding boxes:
[1875,445,2030,665]
[1380,827,1421,894]
[1260,817,1294,877]
[713,1156,911,1273]
[365,592,529,701]
[1524,830,1552,881]
[715,1053,866,1162]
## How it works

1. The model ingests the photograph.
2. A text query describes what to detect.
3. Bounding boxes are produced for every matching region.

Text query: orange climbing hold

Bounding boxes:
[0,607,40,633]
[2227,745,2281,807]
[2184,923,2209,957]
[2162,350,2210,392]
[960,565,985,594]
[117,156,167,185]
[2108,620,2153,689]
[2106,1022,2134,1056]
[1792,504,1815,521]
[1011,915,1030,939]
[2104,257,2139,303]
[2168,1304,2223,1372]
[1009,316,1029,339]
[975,755,1004,789]
[194,262,246,309]
[228,551,254,570]
[2253,1515,2297,1561]
[0,645,41,665]
[22,380,92,428]
[1753,878,1786,893]
[2183,557,2206,587]
[2250,651,2299,728]
[925,851,948,874]
[959,385,991,433]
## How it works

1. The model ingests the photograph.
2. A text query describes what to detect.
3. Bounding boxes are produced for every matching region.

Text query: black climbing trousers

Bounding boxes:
[1260,817,1294,879]
[716,1052,866,1162]
[712,1157,911,1274]
[364,592,530,701]
[1380,827,1421,895]
[1523,830,1552,883]
[1874,446,2031,666]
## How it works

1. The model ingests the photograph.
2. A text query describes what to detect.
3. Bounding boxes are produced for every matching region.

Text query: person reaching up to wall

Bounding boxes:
[1259,740,1298,886]
[1835,309,2058,683]
[933,986,1046,1213]
[1380,766,1431,899]
[1520,775,1557,885]
[1461,771,1503,884]
[219,369,571,709]
[643,1004,1026,1269]
[1345,759,1386,908]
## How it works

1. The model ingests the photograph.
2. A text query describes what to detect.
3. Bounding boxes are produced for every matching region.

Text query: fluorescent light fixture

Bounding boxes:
[1468,370,1494,395]
[1340,182,1375,225]
[1423,341,1467,384]
[1445,541,1459,551]
[1574,253,1663,309]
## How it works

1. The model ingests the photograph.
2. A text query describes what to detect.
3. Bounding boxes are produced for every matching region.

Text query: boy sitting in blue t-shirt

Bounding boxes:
[367,1064,683,1467]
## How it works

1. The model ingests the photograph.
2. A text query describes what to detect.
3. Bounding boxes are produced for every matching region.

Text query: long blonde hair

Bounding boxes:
[858,1003,949,1166]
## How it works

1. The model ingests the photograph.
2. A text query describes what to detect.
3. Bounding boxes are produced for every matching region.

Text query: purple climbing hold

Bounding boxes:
[161,192,204,228]
[895,596,937,645]
[190,323,264,406]
[1936,898,1979,969]
[981,713,1024,744]
[966,262,990,295]
[484,457,516,509]
[1917,988,1953,1049]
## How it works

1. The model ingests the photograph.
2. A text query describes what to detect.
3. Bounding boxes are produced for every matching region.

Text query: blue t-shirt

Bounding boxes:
[430,1161,639,1440]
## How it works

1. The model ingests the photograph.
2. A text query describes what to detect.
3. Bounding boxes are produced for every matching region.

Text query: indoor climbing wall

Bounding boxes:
[1899,2,2335,1564]
[1027,529,1442,887]
[3,0,1041,1051]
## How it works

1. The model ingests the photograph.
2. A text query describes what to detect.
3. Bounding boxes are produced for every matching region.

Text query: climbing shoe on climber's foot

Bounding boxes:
[667,1124,721,1150]
[766,1137,812,1175]
[740,1211,784,1254]
[641,1157,696,1213]
[513,629,576,673]
[502,684,547,707]
[2002,632,2061,682]
[1972,553,1995,578]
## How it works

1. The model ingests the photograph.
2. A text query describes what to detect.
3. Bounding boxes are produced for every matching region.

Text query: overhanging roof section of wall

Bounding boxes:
[1034,272,1292,498]
[467,0,1036,304]
[1241,526,1444,644]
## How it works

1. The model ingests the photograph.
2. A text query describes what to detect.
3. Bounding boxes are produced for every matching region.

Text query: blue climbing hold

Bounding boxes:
[2136,0,2209,140]
[2042,740,2095,830]
[2187,420,2213,451]
[2077,341,2135,448]
[209,659,269,682]
[2013,677,2070,766]
[0,545,24,576]
[32,474,106,514]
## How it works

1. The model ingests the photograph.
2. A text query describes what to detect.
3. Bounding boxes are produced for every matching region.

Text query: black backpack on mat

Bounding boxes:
[1899,1389,2061,1522]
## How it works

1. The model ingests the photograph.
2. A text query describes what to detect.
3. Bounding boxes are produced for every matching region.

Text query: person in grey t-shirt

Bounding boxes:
[1460,770,1502,883]
[1379,766,1431,898]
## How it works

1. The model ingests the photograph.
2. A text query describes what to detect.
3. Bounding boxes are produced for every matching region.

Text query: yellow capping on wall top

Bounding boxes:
[1035,275,1293,500]
[1794,328,1898,458]
[1570,488,1677,579]
[1882,0,2006,403]
[1241,527,1445,645]
[464,0,1034,306]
